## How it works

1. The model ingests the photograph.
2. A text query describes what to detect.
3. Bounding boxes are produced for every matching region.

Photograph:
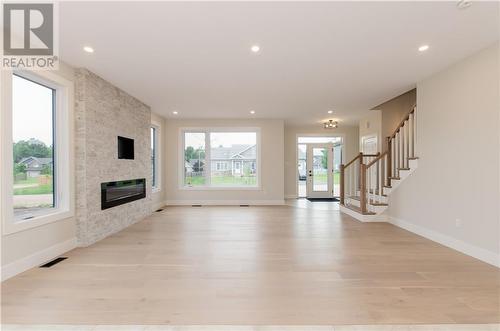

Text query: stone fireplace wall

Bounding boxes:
[75,69,152,246]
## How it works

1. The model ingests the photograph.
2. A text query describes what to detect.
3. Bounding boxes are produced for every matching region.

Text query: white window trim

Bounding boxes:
[151,120,161,193]
[295,133,346,198]
[178,127,261,191]
[1,69,75,235]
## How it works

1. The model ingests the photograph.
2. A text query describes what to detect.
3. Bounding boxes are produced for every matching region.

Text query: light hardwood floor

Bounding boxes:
[2,205,499,325]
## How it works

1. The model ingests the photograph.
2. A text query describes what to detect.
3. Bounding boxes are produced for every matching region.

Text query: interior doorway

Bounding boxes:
[297,136,343,199]
[361,135,378,154]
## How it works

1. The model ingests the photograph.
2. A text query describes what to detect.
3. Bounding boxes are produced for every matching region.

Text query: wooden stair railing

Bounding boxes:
[387,105,417,183]
[340,152,380,213]
[366,151,389,212]
[340,106,417,215]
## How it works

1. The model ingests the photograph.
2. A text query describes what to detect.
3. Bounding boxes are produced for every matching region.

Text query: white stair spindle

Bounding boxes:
[401,125,404,171]
[409,113,414,158]
[400,129,403,174]
[414,107,417,156]
[405,121,410,167]
[378,160,382,204]
[392,136,396,180]
[396,132,399,176]
[384,154,387,188]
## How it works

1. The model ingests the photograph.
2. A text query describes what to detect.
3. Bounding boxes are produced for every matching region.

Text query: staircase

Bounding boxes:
[340,106,418,222]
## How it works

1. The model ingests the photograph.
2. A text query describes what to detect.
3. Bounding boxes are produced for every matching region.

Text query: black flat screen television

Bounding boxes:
[118,136,134,160]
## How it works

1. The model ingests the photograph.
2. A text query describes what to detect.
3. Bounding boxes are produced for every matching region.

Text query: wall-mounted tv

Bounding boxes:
[118,136,134,160]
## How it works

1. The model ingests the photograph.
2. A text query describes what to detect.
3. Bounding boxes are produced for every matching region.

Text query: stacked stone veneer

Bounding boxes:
[75,69,152,246]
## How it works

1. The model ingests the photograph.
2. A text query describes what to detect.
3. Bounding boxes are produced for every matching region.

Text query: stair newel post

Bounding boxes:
[357,152,363,192]
[386,137,392,186]
[340,164,345,205]
[360,163,367,214]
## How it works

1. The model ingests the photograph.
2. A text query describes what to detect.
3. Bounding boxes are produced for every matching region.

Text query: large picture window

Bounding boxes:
[182,130,259,188]
[12,74,55,220]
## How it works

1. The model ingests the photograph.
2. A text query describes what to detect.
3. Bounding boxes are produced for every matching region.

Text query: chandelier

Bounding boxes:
[323,119,338,129]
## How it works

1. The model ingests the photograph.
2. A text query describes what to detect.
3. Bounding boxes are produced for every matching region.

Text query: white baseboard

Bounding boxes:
[152,201,165,211]
[389,216,499,268]
[165,200,285,206]
[1,237,77,281]
[340,205,388,222]
[285,194,298,199]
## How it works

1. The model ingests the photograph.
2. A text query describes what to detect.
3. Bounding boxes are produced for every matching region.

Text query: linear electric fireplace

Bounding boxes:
[101,178,146,210]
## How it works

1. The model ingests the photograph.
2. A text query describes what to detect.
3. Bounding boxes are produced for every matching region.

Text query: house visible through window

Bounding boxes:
[12,74,55,220]
[184,132,206,186]
[183,130,258,188]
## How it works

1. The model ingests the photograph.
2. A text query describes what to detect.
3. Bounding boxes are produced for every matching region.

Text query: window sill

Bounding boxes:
[179,186,261,191]
[4,209,74,235]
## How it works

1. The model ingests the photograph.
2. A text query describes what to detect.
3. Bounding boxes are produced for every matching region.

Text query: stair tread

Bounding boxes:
[343,204,376,215]
[350,194,387,201]
[370,202,388,206]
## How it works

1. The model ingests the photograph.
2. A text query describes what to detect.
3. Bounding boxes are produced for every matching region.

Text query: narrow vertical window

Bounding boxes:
[151,127,157,188]
[12,74,55,220]
[184,132,206,186]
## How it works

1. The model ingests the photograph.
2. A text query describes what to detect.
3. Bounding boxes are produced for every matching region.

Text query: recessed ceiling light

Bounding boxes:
[172,111,178,115]
[457,0,472,9]
[418,45,429,52]
[250,110,256,114]
[251,45,260,53]
[83,46,94,53]
[327,110,333,114]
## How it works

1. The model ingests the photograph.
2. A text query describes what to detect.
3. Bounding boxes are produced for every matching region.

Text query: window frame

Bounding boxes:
[150,121,161,193]
[1,69,75,235]
[179,127,261,190]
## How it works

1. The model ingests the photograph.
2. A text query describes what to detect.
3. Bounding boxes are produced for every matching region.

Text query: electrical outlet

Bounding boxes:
[455,219,462,227]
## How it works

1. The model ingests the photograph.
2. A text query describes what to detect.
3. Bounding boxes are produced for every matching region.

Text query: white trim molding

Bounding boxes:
[152,201,165,211]
[1,237,77,281]
[340,205,388,222]
[179,127,262,190]
[165,200,285,206]
[390,216,500,268]
[150,120,162,192]
[1,69,75,235]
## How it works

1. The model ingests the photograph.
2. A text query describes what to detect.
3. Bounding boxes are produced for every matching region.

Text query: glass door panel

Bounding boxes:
[312,147,328,192]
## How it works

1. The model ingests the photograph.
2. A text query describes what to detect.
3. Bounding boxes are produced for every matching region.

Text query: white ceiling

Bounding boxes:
[60,1,499,126]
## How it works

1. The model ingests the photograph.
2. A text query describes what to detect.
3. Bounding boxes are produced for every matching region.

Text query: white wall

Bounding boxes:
[151,112,167,210]
[388,43,500,266]
[284,125,359,198]
[164,119,285,204]
[1,62,77,278]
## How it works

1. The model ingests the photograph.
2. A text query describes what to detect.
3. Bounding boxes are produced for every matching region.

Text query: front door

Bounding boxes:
[306,143,333,198]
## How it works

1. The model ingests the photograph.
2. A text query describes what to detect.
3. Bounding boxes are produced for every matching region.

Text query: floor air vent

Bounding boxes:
[240,204,250,207]
[192,205,202,207]
[40,257,67,268]
[155,208,164,212]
